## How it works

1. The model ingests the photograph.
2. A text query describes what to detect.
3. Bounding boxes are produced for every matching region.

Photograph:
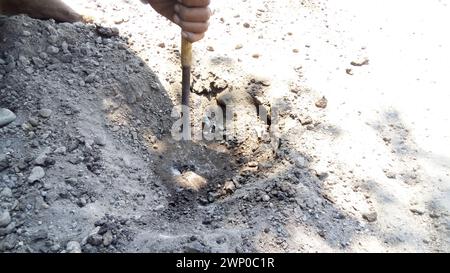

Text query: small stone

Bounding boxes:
[0,154,9,171]
[0,222,15,236]
[38,109,52,118]
[28,166,45,183]
[85,73,96,83]
[223,181,236,193]
[252,53,260,59]
[77,197,87,207]
[0,108,17,127]
[94,136,106,146]
[28,117,39,127]
[262,194,271,202]
[66,241,82,253]
[1,187,12,198]
[21,122,33,131]
[248,161,258,168]
[47,45,60,54]
[362,211,378,222]
[235,44,243,50]
[0,210,11,228]
[206,46,215,52]
[35,153,48,166]
[175,171,207,191]
[61,41,69,52]
[315,97,328,109]
[300,116,313,126]
[243,22,251,28]
[157,42,166,48]
[32,57,45,68]
[346,68,353,75]
[252,75,271,86]
[102,231,114,246]
[293,48,299,53]
[87,234,103,246]
[351,58,369,67]
[294,156,307,168]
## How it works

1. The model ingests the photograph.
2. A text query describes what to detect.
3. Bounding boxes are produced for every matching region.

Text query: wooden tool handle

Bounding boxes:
[181,37,192,67]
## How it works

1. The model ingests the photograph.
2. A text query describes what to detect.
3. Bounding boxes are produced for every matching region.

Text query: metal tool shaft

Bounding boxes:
[181,37,192,140]
[181,66,191,108]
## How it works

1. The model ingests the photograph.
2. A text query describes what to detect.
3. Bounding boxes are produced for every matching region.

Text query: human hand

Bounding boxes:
[147,0,211,43]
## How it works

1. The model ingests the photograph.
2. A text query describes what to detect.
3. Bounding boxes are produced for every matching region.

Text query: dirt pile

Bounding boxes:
[1,9,448,253]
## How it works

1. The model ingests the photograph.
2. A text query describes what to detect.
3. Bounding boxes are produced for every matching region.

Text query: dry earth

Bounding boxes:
[0,0,449,252]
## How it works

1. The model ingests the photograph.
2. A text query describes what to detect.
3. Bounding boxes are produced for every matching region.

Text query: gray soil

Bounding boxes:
[1,0,449,253]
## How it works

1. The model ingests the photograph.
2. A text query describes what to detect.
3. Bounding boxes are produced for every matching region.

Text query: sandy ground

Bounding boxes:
[1,0,449,252]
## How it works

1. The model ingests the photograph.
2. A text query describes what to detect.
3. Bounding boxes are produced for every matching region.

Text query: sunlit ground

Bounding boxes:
[65,0,449,251]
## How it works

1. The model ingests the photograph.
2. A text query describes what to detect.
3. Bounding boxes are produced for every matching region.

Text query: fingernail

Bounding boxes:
[174,4,180,13]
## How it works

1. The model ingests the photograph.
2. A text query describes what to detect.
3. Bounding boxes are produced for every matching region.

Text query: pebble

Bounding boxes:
[243,22,251,28]
[175,171,207,191]
[223,181,236,193]
[300,116,313,126]
[0,210,11,227]
[248,161,258,168]
[32,57,45,67]
[0,108,17,127]
[351,58,369,67]
[87,234,103,246]
[47,45,60,54]
[235,44,243,50]
[362,211,378,222]
[0,154,9,171]
[61,41,69,52]
[294,156,308,168]
[66,241,82,253]
[35,152,48,166]
[262,194,271,202]
[28,166,45,183]
[207,46,215,52]
[0,222,15,236]
[102,231,114,246]
[315,96,328,109]
[94,136,106,146]
[39,109,52,118]
[1,187,13,198]
[28,117,39,127]
[85,73,96,83]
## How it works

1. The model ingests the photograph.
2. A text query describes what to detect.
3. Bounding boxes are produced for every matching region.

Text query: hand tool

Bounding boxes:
[181,36,192,140]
